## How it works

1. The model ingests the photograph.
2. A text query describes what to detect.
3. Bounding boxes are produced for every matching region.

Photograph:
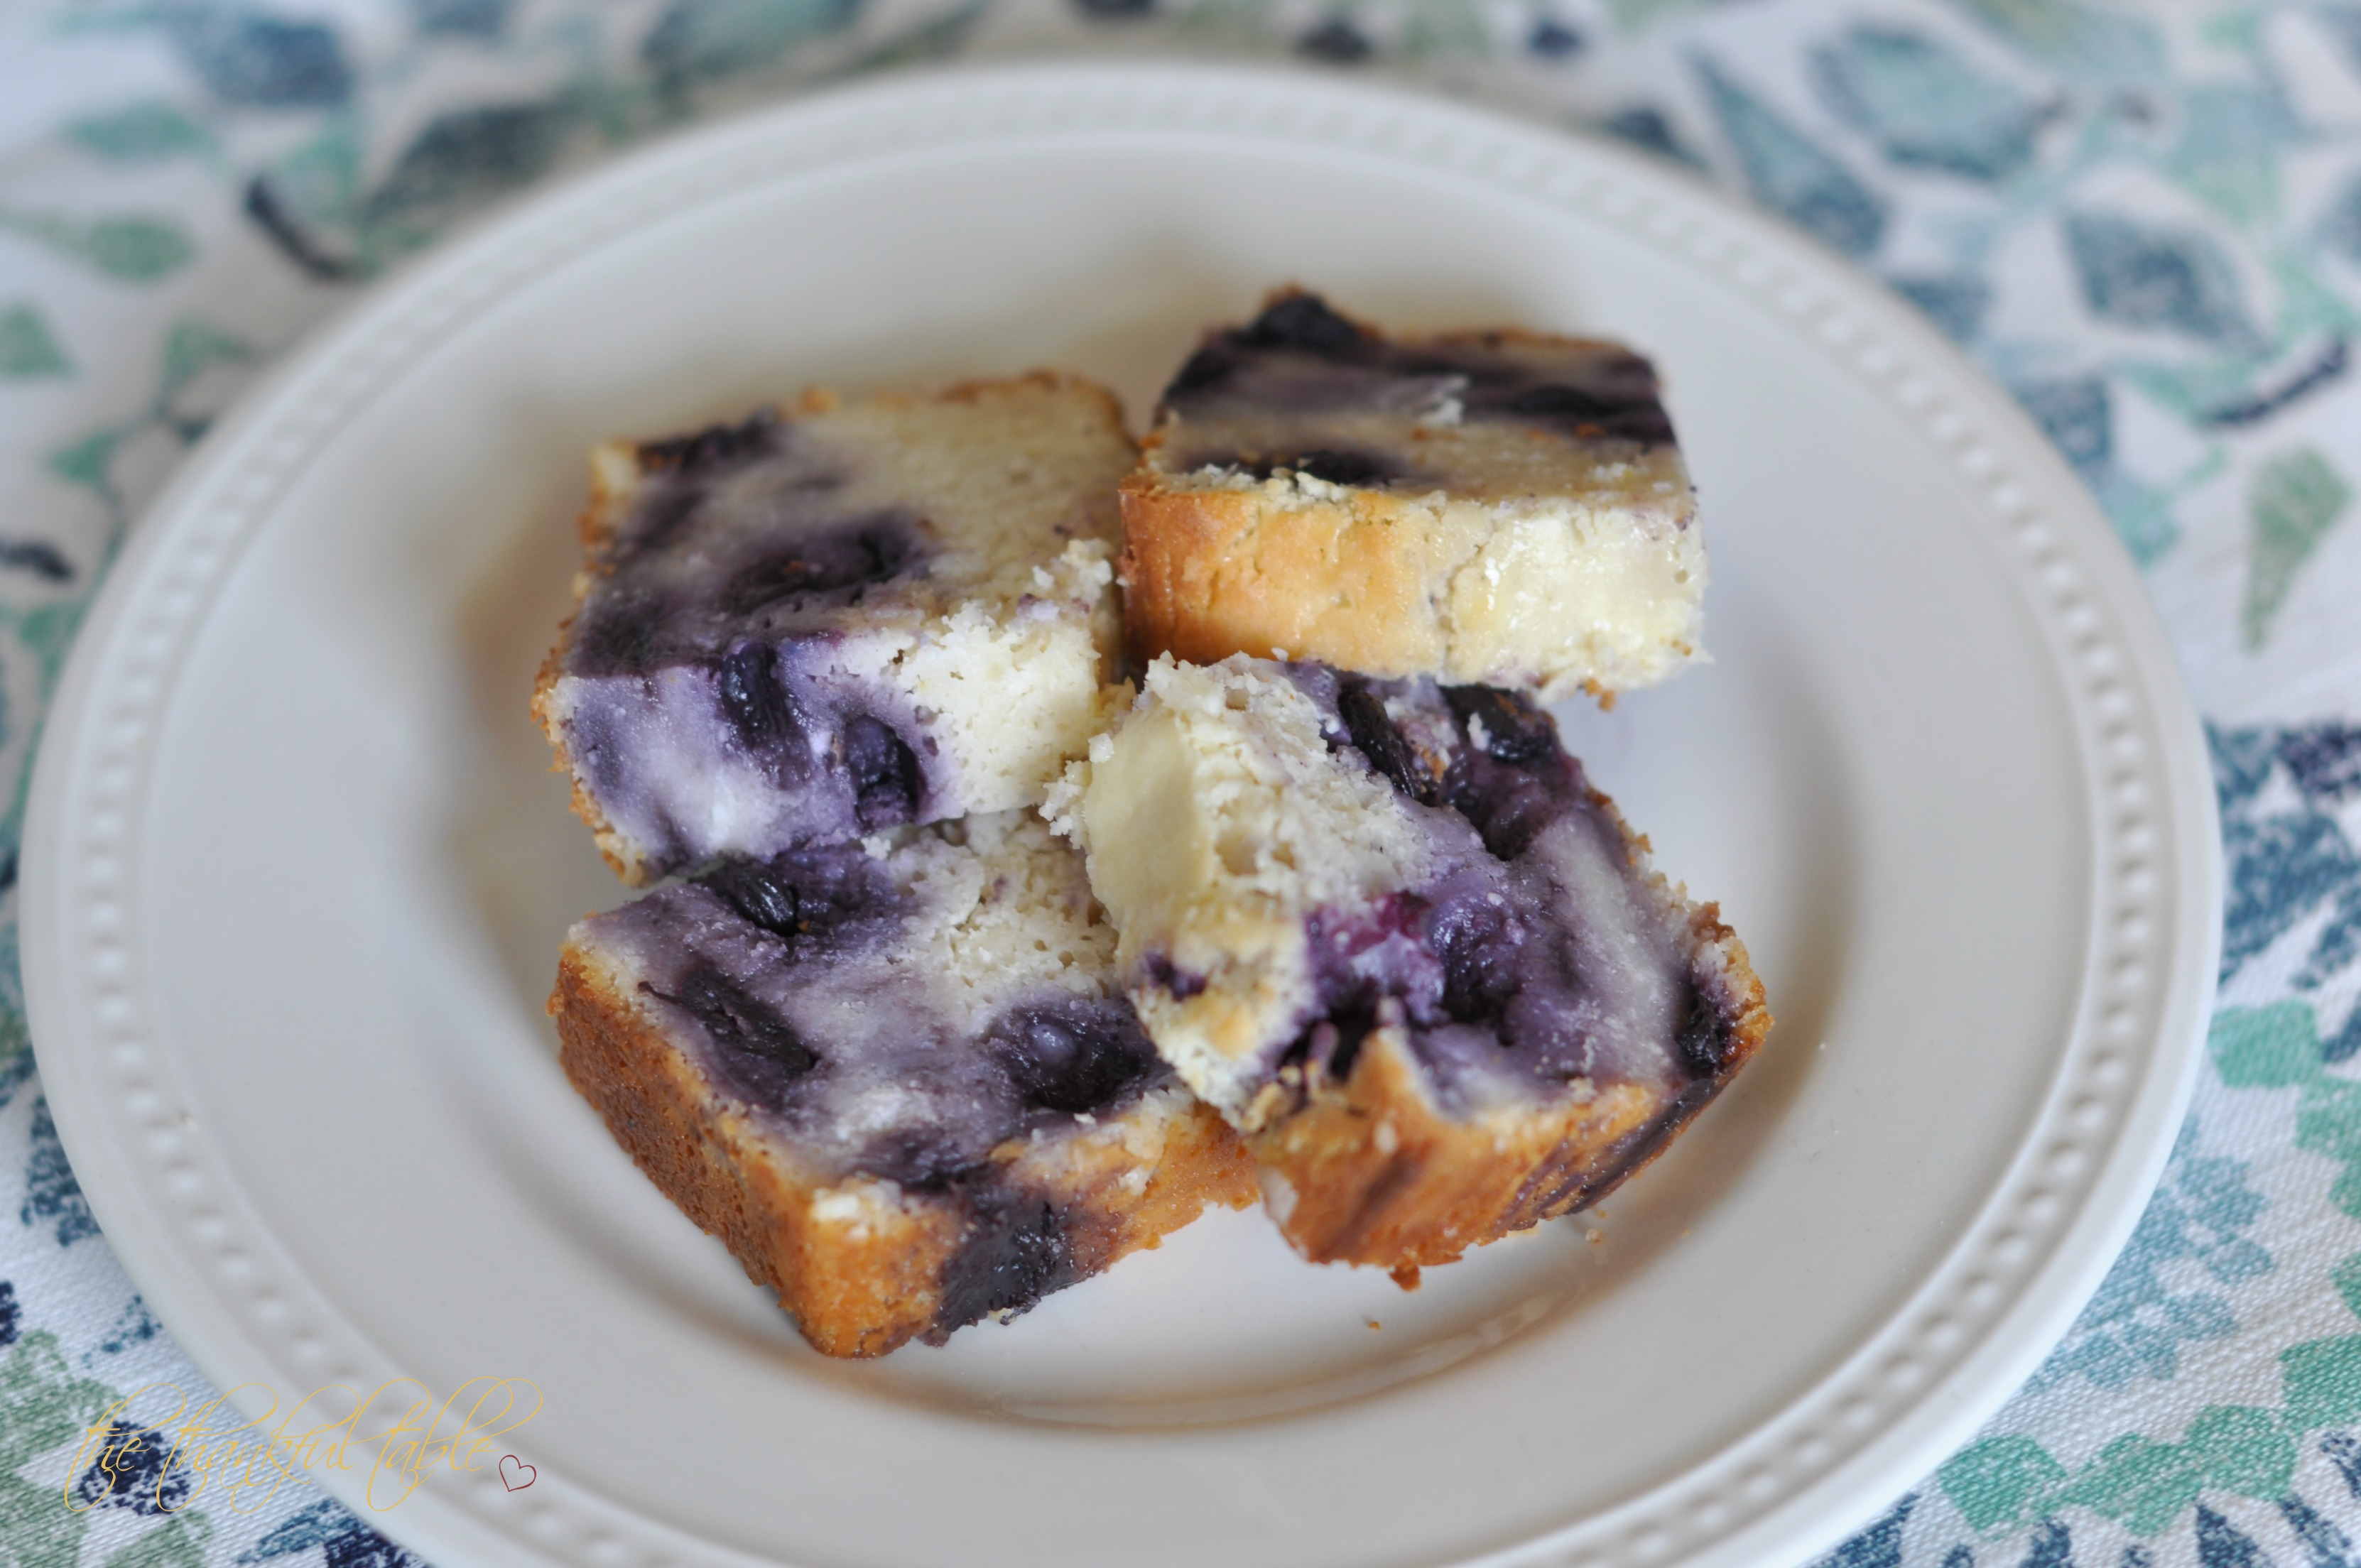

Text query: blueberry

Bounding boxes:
[1675,984,1737,1077]
[653,962,818,1084]
[1289,448,1397,486]
[990,1001,1158,1116]
[720,512,919,615]
[636,410,778,474]
[933,1189,1076,1336]
[1237,292,1370,358]
[1337,682,1434,802]
[717,643,798,752]
[1163,344,1239,401]
[1322,1017,1374,1083]
[1507,383,1621,422]
[617,482,706,565]
[1209,448,1404,486]
[1499,381,1673,444]
[1427,886,1524,1024]
[858,1126,974,1192]
[842,715,923,830]
[1140,952,1208,999]
[701,859,801,937]
[569,583,673,675]
[769,845,903,932]
[1442,686,1560,766]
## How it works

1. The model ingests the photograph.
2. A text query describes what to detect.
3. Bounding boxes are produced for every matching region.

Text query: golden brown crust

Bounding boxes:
[1117,478,1446,677]
[549,947,1257,1357]
[1252,923,1771,1270]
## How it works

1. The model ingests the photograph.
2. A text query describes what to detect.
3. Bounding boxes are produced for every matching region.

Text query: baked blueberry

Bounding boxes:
[1121,291,1708,702]
[550,811,1257,1356]
[538,374,1136,884]
[1048,655,1769,1268]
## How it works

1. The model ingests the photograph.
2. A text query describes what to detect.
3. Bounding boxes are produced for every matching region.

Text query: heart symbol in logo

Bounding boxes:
[500,1454,536,1492]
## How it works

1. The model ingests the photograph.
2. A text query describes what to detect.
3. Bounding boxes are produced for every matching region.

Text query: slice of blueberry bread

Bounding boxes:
[549,810,1257,1357]
[1046,656,1768,1270]
[536,373,1135,886]
[1121,292,1705,702]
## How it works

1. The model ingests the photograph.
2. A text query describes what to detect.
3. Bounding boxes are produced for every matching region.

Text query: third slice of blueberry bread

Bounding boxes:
[1121,292,1705,702]
[550,811,1257,1357]
[1048,655,1768,1269]
[537,373,1134,885]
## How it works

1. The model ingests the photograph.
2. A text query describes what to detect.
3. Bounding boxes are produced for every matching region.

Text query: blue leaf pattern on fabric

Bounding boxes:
[642,0,862,88]
[0,1049,34,1117]
[167,7,354,108]
[1695,55,1888,256]
[2313,177,2351,266]
[2196,1503,2269,1566]
[2204,338,2350,430]
[2318,6,2361,80]
[365,102,577,226]
[0,541,67,584]
[2279,727,2361,805]
[0,1280,18,1350]
[1892,273,1992,340]
[2324,994,2361,1068]
[240,1498,429,1568]
[1602,104,1704,168]
[90,1294,160,1357]
[2029,1118,2269,1391]
[1819,1495,1916,1567]
[1947,0,2166,85]
[2209,724,2361,1012]
[21,1097,99,1248]
[72,1419,197,1515]
[2169,84,2296,229]
[2015,376,2111,481]
[2222,810,2357,980]
[2325,1430,2361,1500]
[2298,884,2361,1002]
[1297,16,1375,62]
[2018,1518,2073,1567]
[2064,211,2262,349]
[1529,17,1584,59]
[2215,724,2281,808]
[410,0,514,36]
[2276,1493,2359,1565]
[1813,26,2048,182]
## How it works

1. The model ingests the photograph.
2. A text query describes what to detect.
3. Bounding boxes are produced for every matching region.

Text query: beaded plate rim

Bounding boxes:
[21,59,2220,1568]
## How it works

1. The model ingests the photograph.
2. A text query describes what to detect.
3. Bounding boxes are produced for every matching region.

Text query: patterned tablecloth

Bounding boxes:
[3,1,2358,1564]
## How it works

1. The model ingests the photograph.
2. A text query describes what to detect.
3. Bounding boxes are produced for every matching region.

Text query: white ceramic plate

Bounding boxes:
[24,62,2218,1568]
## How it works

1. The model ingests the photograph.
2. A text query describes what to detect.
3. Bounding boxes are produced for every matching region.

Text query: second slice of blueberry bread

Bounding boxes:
[1121,292,1705,702]
[537,373,1135,885]
[550,811,1257,1356]
[1048,655,1768,1270]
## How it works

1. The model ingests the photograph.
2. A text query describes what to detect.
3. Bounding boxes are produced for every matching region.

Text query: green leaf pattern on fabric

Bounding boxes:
[0,212,192,283]
[0,308,70,381]
[2243,449,2352,649]
[65,103,219,168]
